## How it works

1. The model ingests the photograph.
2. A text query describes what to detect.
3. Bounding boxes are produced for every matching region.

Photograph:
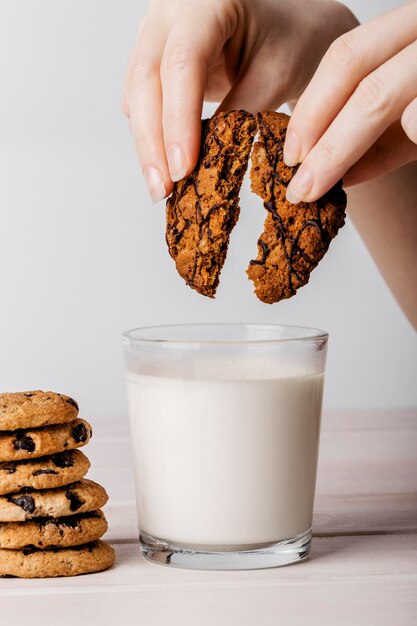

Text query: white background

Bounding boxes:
[0,0,415,417]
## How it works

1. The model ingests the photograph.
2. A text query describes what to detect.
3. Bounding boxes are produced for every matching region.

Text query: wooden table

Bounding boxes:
[2,410,416,625]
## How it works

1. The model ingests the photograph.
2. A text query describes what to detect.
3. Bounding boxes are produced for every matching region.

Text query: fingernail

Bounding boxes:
[143,166,166,204]
[286,168,313,204]
[168,144,187,182]
[283,129,302,167]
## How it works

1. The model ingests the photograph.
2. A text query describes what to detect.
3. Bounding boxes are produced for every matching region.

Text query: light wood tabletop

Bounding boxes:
[2,409,416,626]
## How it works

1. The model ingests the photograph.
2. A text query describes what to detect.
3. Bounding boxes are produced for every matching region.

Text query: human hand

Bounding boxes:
[284,1,417,204]
[122,0,358,203]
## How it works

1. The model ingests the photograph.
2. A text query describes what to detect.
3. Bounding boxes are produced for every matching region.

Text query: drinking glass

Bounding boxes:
[122,323,327,570]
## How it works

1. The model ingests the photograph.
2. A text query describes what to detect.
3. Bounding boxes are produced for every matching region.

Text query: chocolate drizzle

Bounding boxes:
[254,113,297,294]
[250,239,270,266]
[189,176,203,287]
[290,218,329,266]
[167,176,196,246]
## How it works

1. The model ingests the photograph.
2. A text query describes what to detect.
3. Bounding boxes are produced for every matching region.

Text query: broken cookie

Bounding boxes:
[166,109,346,303]
[166,110,256,297]
[247,111,347,303]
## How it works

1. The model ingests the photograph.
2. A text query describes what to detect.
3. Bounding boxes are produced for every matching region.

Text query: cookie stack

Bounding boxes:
[0,391,115,578]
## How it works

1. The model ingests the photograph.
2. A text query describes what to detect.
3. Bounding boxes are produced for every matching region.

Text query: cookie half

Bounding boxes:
[0,479,108,522]
[247,111,347,303]
[0,510,108,549]
[0,391,79,431]
[0,418,92,462]
[0,450,90,495]
[0,539,115,578]
[166,110,256,297]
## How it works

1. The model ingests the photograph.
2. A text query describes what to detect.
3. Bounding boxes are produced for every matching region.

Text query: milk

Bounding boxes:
[126,370,323,547]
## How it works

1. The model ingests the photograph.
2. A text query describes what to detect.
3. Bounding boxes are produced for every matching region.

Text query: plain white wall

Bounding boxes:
[0,0,415,417]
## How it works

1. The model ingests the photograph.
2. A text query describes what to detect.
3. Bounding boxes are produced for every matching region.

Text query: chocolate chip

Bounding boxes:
[40,514,80,529]
[23,393,35,398]
[65,397,79,410]
[8,494,35,514]
[72,423,88,443]
[33,469,58,476]
[60,515,79,529]
[51,452,74,468]
[13,433,35,453]
[1,463,17,474]
[22,545,37,555]
[65,491,84,511]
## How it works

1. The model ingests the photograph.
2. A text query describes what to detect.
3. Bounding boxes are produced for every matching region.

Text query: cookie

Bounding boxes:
[0,450,90,495]
[0,510,107,549]
[0,479,108,522]
[0,539,115,578]
[0,391,78,431]
[166,110,256,297]
[247,111,347,303]
[0,418,92,462]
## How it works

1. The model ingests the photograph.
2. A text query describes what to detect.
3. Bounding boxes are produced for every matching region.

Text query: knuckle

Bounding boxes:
[161,43,191,76]
[120,94,130,117]
[128,56,157,89]
[327,34,358,72]
[353,73,390,116]
[133,129,149,160]
[317,137,338,164]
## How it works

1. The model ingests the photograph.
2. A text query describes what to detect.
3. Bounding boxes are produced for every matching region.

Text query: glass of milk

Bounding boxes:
[122,323,327,570]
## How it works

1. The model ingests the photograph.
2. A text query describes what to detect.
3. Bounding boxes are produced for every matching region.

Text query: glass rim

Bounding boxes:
[121,323,328,347]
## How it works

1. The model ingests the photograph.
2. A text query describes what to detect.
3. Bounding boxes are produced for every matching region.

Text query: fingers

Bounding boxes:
[124,19,172,203]
[160,12,227,181]
[284,2,417,167]
[286,39,417,203]
[121,17,147,118]
[343,121,417,187]
[160,39,203,181]
[125,4,236,202]
[402,96,417,144]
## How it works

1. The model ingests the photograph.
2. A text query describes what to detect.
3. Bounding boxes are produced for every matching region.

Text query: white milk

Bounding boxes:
[126,370,323,547]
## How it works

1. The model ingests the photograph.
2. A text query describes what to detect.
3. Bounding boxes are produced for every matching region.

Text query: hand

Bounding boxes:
[122,0,358,203]
[284,1,417,204]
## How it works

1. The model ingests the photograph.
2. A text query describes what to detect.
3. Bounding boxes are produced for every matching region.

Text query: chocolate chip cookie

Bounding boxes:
[166,110,256,297]
[0,450,90,495]
[0,391,79,431]
[0,539,115,577]
[247,111,347,303]
[0,510,108,549]
[0,479,108,522]
[0,418,92,462]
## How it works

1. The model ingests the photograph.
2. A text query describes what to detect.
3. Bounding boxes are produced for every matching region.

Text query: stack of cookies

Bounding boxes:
[0,391,115,578]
